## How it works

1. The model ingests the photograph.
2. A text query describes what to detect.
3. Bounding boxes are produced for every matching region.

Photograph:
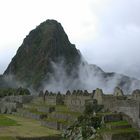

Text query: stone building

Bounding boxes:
[93,88,103,105]
[64,90,94,112]
[2,95,33,104]
[0,95,33,114]
[93,87,140,128]
[44,91,64,105]
[132,89,140,101]
[113,87,124,96]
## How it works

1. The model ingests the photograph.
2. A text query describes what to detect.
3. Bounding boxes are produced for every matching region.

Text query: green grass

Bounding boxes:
[56,110,81,116]
[0,115,60,137]
[26,98,81,117]
[112,128,138,134]
[0,115,19,126]
[55,105,69,111]
[43,117,72,125]
[98,126,138,134]
[24,108,46,115]
[97,112,117,116]
[0,137,17,140]
[106,121,129,126]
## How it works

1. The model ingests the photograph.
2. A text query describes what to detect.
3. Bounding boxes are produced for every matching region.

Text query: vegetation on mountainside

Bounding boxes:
[4,20,81,90]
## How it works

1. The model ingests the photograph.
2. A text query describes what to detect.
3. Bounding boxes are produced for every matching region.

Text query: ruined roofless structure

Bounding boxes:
[42,87,140,128]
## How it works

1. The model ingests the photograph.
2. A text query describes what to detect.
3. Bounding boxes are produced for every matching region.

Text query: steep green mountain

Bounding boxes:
[4,20,81,90]
[2,19,140,93]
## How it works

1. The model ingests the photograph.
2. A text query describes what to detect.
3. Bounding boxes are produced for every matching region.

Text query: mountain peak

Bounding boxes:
[4,19,81,89]
[2,19,140,93]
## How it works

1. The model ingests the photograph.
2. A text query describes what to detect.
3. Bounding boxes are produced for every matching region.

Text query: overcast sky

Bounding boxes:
[0,0,140,79]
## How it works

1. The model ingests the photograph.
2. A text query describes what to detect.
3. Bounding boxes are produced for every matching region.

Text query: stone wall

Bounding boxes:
[45,95,57,105]
[41,120,69,130]
[103,97,140,128]
[93,88,103,105]
[2,95,33,104]
[65,95,92,112]
[132,89,140,101]
[37,106,55,113]
[49,112,77,122]
[16,108,47,120]
[44,91,64,105]
[41,121,58,129]
[0,101,21,114]
[92,87,140,129]
[113,87,124,96]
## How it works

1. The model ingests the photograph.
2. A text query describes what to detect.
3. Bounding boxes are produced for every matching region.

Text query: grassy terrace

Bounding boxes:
[0,137,17,140]
[0,115,19,126]
[43,117,72,125]
[99,127,138,134]
[24,104,81,117]
[25,97,82,117]
[0,115,60,139]
[106,121,129,126]
[98,122,138,135]
[22,107,47,115]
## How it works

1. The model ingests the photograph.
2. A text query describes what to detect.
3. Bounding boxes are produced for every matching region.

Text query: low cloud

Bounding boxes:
[42,57,140,94]
[79,0,140,79]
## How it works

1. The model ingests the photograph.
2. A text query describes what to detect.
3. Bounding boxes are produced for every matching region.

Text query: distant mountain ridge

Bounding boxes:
[1,19,140,93]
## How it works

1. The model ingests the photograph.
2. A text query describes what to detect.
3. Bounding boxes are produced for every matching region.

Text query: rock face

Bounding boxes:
[2,19,140,93]
[4,20,81,90]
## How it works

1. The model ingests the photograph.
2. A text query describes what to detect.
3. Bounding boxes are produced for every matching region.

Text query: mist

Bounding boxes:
[42,57,140,94]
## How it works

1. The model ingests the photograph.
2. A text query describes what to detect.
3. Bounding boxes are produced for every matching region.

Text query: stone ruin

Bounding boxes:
[41,90,65,105]
[93,88,103,105]
[41,87,140,128]
[132,89,140,101]
[0,95,33,114]
[113,87,124,96]
[0,86,140,129]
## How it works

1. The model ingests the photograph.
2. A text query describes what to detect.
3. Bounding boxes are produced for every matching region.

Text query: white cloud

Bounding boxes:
[0,0,140,80]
